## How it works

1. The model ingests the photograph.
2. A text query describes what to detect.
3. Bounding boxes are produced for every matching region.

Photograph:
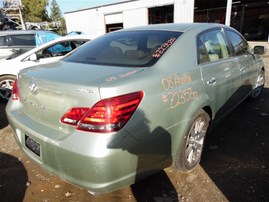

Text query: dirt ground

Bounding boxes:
[0,49,268,202]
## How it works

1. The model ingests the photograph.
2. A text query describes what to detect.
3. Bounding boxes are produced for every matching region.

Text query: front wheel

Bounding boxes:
[175,109,210,172]
[0,75,16,102]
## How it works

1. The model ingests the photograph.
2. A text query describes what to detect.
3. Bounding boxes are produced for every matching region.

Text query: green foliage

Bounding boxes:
[50,0,62,21]
[58,18,67,35]
[49,0,66,35]
[21,0,67,34]
[22,0,49,22]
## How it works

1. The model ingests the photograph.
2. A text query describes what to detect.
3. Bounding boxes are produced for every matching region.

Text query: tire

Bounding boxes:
[0,75,16,102]
[175,109,210,172]
[249,70,265,100]
[29,26,39,30]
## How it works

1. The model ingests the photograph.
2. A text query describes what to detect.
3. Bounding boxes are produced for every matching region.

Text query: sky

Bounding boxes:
[55,0,122,13]
[0,0,121,13]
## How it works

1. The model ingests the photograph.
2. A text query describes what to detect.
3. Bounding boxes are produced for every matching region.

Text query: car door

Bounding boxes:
[225,29,258,96]
[198,28,242,119]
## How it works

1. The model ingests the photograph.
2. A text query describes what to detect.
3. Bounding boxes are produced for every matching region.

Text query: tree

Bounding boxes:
[50,0,62,21]
[49,0,66,35]
[22,0,49,22]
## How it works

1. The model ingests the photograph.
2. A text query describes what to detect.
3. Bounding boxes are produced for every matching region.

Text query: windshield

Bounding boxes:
[64,30,182,67]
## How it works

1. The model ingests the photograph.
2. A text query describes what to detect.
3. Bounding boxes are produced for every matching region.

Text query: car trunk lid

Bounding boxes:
[17,61,141,133]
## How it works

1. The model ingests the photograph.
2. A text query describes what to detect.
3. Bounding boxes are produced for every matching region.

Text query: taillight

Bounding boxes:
[12,79,19,100]
[61,107,90,125]
[61,91,144,133]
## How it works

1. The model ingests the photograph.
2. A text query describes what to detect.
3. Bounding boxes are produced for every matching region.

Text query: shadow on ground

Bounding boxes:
[201,88,269,201]
[0,153,28,202]
[131,171,178,201]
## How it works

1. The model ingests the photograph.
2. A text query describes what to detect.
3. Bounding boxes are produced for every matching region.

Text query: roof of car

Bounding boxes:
[118,23,226,33]
[0,30,58,36]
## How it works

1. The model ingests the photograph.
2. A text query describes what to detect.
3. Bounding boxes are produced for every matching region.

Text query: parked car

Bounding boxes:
[6,23,266,194]
[0,30,60,60]
[0,34,93,102]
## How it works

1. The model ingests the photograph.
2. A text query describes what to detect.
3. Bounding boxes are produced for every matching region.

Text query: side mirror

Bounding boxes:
[29,53,37,61]
[253,46,267,55]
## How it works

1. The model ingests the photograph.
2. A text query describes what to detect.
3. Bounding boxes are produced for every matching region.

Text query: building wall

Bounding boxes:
[64,0,194,35]
[174,0,195,23]
[64,9,105,36]
[123,8,148,28]
[64,0,268,41]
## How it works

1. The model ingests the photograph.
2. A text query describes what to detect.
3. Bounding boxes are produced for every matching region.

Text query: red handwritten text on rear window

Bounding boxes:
[152,37,177,58]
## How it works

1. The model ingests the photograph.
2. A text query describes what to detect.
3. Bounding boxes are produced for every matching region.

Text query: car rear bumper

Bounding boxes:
[6,101,170,193]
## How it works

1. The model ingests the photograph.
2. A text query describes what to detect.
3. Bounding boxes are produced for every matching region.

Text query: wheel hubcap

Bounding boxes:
[185,117,208,166]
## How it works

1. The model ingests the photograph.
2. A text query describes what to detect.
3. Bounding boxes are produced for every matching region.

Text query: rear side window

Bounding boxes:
[226,30,250,56]
[65,30,182,67]
[198,29,231,64]
[9,34,35,46]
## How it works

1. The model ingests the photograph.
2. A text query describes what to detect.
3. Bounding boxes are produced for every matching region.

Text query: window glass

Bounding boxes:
[65,30,182,67]
[198,29,231,63]
[197,38,209,64]
[10,34,36,46]
[0,36,7,46]
[35,32,60,46]
[35,40,89,59]
[226,30,250,56]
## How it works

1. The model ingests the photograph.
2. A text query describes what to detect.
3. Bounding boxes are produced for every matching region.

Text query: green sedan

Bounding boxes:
[6,23,266,194]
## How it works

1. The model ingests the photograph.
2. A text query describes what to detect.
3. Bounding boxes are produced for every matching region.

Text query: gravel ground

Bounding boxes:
[0,43,268,202]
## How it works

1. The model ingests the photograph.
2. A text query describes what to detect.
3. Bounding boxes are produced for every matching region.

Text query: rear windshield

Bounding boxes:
[64,30,182,67]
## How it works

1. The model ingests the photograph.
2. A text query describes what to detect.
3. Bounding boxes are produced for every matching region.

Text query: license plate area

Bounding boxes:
[25,135,41,157]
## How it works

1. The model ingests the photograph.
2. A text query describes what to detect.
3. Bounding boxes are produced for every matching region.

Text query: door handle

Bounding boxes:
[207,77,216,85]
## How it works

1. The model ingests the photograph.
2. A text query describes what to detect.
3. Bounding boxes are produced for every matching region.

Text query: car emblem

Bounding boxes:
[29,80,38,94]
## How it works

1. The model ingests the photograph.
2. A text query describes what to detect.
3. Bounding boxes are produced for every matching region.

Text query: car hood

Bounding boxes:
[17,61,144,133]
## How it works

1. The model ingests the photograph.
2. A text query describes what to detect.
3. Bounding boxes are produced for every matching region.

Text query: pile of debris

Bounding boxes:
[1,0,61,31]
[0,0,24,30]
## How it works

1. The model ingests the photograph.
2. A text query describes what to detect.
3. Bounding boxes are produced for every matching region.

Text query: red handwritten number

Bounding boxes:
[164,88,197,109]
[153,37,176,58]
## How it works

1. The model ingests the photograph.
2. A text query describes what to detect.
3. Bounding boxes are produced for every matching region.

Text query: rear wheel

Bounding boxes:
[0,75,16,102]
[175,109,210,172]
